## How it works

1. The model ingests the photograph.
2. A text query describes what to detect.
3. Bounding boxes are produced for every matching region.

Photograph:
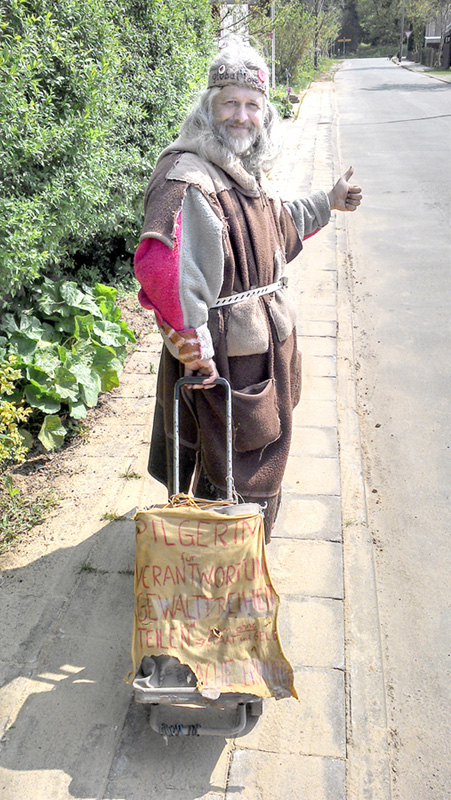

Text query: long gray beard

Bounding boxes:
[213,120,259,156]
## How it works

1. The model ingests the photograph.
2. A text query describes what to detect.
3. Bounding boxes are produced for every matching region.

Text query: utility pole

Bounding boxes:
[399,0,405,60]
[271,1,275,90]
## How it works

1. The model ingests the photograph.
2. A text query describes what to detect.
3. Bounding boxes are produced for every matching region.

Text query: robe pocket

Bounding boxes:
[232,378,281,453]
[226,295,269,356]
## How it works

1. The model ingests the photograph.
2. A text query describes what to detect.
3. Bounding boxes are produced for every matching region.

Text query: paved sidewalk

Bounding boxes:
[0,78,390,799]
[226,82,348,799]
[399,58,451,83]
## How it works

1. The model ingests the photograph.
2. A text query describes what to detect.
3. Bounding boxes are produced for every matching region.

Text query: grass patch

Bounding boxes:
[296,56,337,91]
[428,69,451,78]
[0,480,58,554]
[79,562,108,575]
[120,466,141,480]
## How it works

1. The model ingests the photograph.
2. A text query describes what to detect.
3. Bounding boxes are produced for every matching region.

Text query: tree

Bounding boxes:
[356,0,450,48]
[356,0,399,45]
[340,0,363,51]
[0,0,215,299]
[250,0,341,82]
[304,0,343,65]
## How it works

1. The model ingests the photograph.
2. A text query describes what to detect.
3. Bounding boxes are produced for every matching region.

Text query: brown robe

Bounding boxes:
[141,151,304,541]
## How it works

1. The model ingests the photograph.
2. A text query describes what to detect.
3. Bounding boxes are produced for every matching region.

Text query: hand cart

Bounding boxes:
[131,377,268,738]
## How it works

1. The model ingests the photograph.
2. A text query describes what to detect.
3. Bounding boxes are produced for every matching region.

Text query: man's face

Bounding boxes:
[211,85,265,155]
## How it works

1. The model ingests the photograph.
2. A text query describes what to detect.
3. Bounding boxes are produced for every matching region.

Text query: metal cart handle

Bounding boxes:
[173,376,234,502]
[149,702,250,738]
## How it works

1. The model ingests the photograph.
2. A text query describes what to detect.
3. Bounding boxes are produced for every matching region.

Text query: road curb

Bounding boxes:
[332,85,392,798]
[398,60,451,84]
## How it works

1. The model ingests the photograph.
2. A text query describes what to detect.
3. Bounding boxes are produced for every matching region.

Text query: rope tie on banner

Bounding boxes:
[168,493,238,511]
[210,276,288,309]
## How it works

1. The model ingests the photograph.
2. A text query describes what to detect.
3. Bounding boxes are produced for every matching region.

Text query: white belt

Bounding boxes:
[210,276,288,309]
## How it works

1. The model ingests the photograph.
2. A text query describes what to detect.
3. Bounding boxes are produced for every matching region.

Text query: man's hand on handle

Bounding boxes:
[184,358,219,389]
[328,166,362,212]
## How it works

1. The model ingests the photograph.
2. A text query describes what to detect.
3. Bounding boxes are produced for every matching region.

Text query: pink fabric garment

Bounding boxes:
[134,212,184,331]
[303,227,321,241]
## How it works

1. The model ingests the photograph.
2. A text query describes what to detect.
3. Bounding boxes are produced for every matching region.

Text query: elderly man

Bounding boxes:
[134,40,361,541]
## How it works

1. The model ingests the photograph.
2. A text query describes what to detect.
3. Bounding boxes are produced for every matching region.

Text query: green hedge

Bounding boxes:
[0,0,215,298]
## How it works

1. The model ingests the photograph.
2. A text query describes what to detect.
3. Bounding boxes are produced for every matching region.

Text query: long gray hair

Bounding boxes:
[178,39,281,175]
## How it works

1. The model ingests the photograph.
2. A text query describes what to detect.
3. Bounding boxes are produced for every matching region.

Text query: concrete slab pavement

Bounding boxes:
[0,76,391,799]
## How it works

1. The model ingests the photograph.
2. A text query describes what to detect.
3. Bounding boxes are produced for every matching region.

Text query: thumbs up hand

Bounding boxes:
[328,166,362,212]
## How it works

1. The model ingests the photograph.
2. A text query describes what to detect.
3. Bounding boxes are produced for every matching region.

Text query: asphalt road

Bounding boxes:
[334,58,451,799]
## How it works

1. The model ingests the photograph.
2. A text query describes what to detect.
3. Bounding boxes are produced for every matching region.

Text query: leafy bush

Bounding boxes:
[0,356,32,467]
[296,55,335,90]
[0,0,215,298]
[270,86,294,118]
[356,42,398,58]
[0,281,135,452]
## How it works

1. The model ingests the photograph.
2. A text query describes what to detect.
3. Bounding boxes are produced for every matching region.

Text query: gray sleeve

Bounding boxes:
[284,189,331,240]
[176,185,224,359]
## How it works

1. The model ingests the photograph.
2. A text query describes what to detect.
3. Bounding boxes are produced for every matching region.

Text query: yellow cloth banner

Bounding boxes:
[130,498,297,699]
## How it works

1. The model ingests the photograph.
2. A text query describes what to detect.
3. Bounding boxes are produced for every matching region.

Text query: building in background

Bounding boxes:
[424,4,451,67]
[441,20,451,67]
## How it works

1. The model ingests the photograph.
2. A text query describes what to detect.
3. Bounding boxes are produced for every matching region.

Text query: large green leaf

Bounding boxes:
[57,344,70,364]
[19,315,58,344]
[8,332,38,360]
[66,359,94,387]
[0,314,21,334]
[95,283,118,303]
[25,384,61,413]
[73,314,94,341]
[37,283,69,317]
[95,298,122,323]
[37,281,101,320]
[68,399,89,420]
[38,415,66,451]
[91,343,122,391]
[26,364,52,387]
[54,365,79,402]
[33,348,61,377]
[92,319,126,347]
[55,318,76,335]
[79,371,101,406]
[20,315,43,335]
[118,319,136,343]
[59,282,102,317]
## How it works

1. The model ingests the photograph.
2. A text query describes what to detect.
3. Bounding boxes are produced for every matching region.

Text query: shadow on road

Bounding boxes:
[0,517,231,799]
[362,81,451,92]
